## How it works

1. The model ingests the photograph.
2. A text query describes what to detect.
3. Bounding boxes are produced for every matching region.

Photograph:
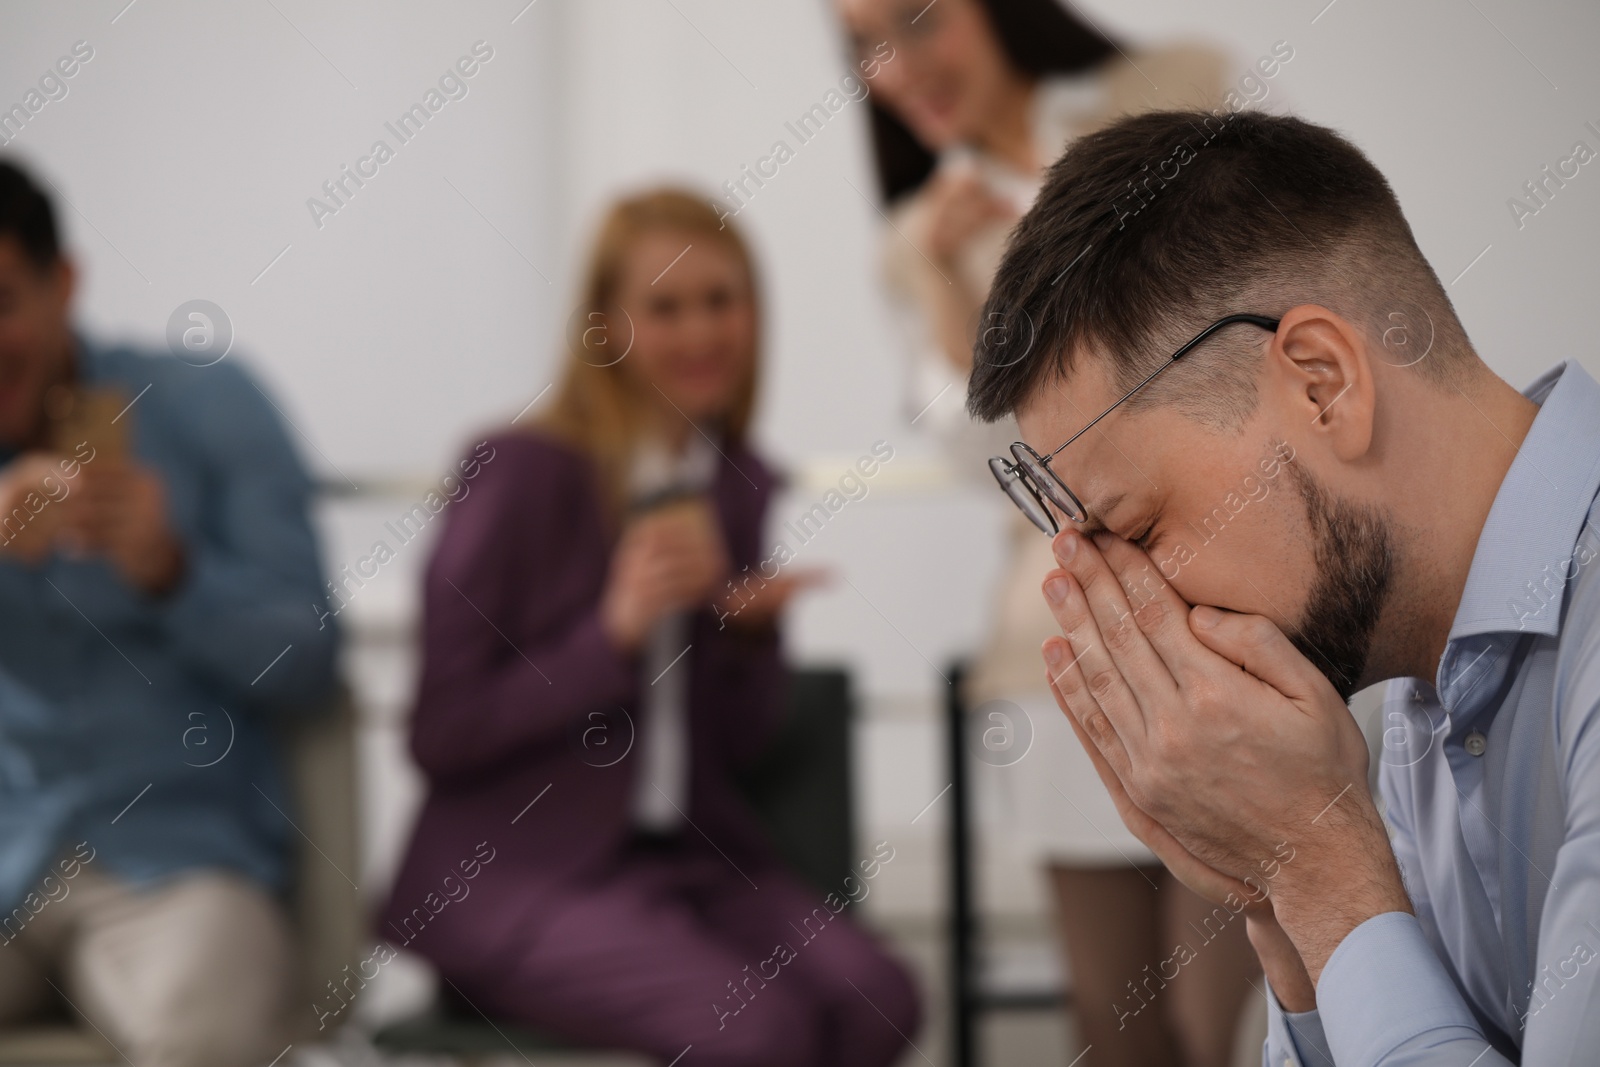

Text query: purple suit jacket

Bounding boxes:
[380,430,787,978]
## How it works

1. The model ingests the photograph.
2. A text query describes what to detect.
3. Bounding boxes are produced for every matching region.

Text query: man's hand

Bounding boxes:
[57,458,186,596]
[1248,912,1318,1013]
[1043,635,1277,914]
[1044,639,1320,1011]
[1040,527,1410,983]
[0,452,70,563]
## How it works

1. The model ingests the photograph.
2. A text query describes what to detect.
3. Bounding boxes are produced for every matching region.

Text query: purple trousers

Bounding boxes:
[445,839,921,1067]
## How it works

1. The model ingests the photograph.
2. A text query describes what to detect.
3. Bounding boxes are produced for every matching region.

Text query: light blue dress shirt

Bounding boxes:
[0,336,338,916]
[1264,359,1600,1066]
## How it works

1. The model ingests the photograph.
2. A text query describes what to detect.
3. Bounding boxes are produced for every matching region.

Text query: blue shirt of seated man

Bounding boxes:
[0,334,339,917]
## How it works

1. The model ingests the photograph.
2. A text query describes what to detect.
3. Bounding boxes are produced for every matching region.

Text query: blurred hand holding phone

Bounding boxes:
[45,383,128,462]
[0,384,123,561]
[0,384,185,594]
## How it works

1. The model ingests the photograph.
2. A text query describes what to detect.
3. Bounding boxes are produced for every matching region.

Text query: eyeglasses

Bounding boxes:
[989,313,1281,535]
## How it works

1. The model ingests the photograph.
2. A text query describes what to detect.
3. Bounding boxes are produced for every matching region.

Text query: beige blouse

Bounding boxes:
[881,46,1229,706]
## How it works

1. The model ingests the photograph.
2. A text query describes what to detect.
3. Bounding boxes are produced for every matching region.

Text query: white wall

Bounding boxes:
[6,0,1594,698]
[8,0,1597,675]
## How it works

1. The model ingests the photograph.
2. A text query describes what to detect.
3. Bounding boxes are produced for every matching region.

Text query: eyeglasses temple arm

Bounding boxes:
[1044,314,1279,460]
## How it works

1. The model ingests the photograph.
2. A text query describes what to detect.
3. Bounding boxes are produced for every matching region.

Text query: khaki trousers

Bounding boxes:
[0,865,296,1067]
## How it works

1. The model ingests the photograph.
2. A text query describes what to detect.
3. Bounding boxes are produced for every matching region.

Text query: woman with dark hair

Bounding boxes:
[837,1,1260,1064]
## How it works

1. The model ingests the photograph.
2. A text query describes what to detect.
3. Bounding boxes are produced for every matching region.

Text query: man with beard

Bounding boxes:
[968,109,1600,1065]
[0,160,336,1066]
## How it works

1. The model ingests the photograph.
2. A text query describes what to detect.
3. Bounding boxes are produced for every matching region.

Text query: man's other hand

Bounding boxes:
[1039,527,1410,983]
[58,458,185,596]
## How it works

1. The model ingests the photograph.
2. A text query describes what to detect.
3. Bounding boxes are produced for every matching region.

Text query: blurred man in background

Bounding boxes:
[0,159,337,1067]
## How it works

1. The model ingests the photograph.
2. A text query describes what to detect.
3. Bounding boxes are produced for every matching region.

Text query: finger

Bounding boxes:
[64,473,110,503]
[1043,635,1134,784]
[1051,531,1178,707]
[1042,569,1150,744]
[784,568,832,589]
[59,505,112,542]
[1189,605,1331,703]
[80,460,131,493]
[765,572,826,605]
[1052,676,1263,907]
[668,526,723,565]
[984,194,1017,219]
[661,557,714,593]
[646,522,694,552]
[651,540,708,572]
[623,512,661,540]
[1047,650,1251,902]
[1089,532,1210,681]
[641,560,692,600]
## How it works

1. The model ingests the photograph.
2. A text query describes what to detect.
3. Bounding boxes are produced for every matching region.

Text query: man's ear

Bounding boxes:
[1272,304,1374,462]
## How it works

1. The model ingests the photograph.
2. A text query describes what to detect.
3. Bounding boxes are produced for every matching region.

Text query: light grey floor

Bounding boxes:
[0,916,1266,1067]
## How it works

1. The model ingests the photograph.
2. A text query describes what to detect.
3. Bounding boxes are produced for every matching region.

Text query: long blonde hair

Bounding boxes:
[536,188,762,521]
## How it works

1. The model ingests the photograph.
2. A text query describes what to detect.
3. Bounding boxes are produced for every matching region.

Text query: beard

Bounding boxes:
[1284,461,1396,700]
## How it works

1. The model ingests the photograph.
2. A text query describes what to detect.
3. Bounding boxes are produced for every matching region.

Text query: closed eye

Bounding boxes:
[1131,519,1158,550]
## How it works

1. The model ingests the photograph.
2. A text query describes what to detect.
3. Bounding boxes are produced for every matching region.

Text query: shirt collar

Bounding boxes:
[1447,359,1600,646]
[628,429,720,501]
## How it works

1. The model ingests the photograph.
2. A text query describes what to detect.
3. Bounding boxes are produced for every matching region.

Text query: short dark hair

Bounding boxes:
[967,109,1469,427]
[864,0,1119,202]
[0,160,61,270]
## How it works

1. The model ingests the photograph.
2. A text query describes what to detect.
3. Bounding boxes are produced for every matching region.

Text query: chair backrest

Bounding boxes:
[0,686,366,1062]
[277,684,365,1020]
[736,666,855,897]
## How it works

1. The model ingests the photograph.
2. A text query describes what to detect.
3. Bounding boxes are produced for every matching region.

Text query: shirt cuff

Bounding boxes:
[1264,979,1332,1067]
[1319,911,1482,1066]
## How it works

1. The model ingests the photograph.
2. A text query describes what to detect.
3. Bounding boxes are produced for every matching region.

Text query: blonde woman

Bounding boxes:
[383,190,918,1065]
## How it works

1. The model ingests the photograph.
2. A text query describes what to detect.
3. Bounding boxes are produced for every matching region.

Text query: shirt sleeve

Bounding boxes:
[154,360,337,712]
[1306,686,1600,1064]
[1315,912,1507,1066]
[1519,647,1600,1064]
[406,439,639,781]
[1304,711,1506,1066]
[1263,984,1333,1067]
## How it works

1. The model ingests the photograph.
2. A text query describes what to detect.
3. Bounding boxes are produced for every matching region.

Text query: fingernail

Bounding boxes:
[1092,531,1114,551]
[1044,642,1063,665]
[1191,604,1222,629]
[1045,577,1070,603]
[1054,532,1077,563]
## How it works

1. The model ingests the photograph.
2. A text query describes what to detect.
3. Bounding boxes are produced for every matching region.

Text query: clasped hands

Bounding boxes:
[0,452,185,596]
[1038,527,1410,999]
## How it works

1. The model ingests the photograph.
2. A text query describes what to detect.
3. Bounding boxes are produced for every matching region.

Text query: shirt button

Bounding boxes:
[1465,730,1487,756]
